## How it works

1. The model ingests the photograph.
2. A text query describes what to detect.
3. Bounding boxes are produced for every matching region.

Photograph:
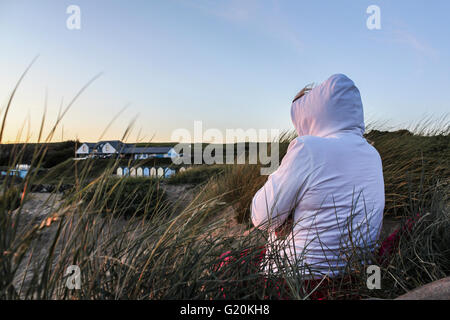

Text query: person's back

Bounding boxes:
[251,74,385,277]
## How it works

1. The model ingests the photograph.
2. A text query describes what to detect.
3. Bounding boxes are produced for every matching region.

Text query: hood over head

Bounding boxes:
[291,74,365,137]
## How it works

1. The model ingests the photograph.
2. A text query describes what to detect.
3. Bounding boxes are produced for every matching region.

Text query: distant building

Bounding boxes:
[116,166,176,178]
[75,140,178,159]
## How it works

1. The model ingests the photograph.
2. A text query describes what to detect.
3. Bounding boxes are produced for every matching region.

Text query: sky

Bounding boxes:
[0,0,449,143]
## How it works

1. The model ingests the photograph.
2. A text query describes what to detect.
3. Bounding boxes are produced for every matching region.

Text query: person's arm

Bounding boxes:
[251,138,312,232]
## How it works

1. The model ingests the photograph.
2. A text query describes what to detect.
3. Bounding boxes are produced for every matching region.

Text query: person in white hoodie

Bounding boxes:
[251,74,385,278]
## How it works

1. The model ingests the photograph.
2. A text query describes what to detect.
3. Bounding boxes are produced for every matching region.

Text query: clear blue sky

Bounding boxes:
[0,0,449,143]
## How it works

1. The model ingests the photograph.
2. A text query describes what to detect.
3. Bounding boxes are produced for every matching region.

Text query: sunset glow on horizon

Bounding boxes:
[1,0,449,143]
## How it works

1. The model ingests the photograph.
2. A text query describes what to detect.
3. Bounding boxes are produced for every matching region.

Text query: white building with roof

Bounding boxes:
[75,140,178,159]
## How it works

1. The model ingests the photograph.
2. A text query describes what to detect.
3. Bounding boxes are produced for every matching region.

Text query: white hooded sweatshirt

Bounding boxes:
[251,74,384,278]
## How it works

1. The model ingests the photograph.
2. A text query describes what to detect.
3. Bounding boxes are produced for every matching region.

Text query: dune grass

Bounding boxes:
[0,65,449,300]
[1,152,448,299]
[166,165,226,185]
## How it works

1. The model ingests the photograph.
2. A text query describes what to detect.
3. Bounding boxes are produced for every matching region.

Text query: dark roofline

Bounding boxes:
[78,141,174,154]
[123,146,172,154]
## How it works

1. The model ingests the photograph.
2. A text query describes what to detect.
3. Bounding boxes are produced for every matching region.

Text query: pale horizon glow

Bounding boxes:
[0,0,449,143]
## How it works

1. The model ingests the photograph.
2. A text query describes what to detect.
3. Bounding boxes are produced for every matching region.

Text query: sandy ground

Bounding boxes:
[11,193,65,297]
[161,183,195,210]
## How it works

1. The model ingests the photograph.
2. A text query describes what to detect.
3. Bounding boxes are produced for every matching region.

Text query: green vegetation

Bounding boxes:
[0,67,448,299]
[1,152,447,299]
[167,165,225,185]
[0,141,77,168]
[366,129,449,216]
[82,177,167,218]
[1,125,447,299]
[0,185,21,211]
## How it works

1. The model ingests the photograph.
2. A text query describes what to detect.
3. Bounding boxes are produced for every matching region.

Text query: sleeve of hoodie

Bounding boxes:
[251,138,312,231]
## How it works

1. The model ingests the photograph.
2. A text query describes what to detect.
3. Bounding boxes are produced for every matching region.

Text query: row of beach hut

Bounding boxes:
[116,166,186,178]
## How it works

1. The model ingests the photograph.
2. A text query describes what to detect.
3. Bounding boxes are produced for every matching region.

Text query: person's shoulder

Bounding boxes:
[289,135,322,144]
[287,136,306,150]
[293,135,329,149]
[285,136,315,156]
[364,139,383,162]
